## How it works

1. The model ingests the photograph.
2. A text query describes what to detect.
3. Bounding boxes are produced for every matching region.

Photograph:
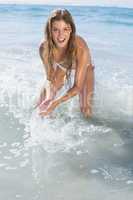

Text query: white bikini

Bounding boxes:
[53,62,67,72]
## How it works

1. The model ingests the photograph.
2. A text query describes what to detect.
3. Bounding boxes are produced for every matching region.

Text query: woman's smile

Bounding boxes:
[57,38,66,44]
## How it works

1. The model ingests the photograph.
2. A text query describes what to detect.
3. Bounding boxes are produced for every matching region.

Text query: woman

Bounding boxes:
[37,9,94,118]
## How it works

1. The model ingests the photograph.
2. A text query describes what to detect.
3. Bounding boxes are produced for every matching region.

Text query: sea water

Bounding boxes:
[0,4,133,200]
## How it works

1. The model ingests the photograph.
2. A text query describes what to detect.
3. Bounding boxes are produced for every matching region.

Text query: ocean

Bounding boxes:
[0,3,133,200]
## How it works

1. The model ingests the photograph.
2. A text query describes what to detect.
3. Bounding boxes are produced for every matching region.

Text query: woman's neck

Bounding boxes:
[53,46,67,63]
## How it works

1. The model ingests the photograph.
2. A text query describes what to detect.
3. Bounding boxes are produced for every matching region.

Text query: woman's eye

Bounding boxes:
[52,27,71,32]
[64,28,70,31]
[53,28,58,32]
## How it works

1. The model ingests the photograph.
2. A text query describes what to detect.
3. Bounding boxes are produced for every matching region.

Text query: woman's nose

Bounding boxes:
[58,30,64,37]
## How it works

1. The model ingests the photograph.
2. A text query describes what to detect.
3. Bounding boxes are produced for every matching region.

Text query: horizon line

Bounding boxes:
[0,2,133,9]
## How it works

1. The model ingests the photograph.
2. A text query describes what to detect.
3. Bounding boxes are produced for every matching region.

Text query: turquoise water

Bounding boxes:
[0,4,133,200]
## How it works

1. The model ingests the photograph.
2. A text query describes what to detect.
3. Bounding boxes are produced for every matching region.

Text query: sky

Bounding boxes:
[0,0,133,8]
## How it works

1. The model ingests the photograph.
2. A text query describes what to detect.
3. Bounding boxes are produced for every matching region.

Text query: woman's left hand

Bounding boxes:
[39,100,59,116]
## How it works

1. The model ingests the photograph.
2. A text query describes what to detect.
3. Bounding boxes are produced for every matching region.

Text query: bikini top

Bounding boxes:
[53,62,67,72]
[53,58,76,72]
[53,61,94,72]
[45,61,94,91]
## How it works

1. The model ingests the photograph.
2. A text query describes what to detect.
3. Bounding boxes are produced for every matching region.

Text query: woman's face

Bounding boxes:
[51,20,72,49]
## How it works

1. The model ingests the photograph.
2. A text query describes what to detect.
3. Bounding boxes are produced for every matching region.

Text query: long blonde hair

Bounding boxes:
[44,9,77,81]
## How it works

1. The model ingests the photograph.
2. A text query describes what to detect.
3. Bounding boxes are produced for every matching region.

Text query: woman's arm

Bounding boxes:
[35,42,52,108]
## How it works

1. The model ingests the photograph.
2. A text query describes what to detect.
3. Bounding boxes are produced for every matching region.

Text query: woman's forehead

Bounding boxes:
[52,20,71,27]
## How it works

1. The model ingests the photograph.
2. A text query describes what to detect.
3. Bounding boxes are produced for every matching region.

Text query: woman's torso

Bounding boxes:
[41,35,90,86]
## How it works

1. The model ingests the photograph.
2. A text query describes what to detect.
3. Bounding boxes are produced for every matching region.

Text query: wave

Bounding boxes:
[0,4,133,27]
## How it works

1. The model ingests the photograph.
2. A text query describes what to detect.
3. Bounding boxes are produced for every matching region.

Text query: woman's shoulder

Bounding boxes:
[75,35,94,69]
[39,40,48,59]
[75,35,89,51]
[39,40,47,52]
[75,35,90,60]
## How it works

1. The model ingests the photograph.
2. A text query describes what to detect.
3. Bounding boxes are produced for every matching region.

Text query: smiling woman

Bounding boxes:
[36,9,94,118]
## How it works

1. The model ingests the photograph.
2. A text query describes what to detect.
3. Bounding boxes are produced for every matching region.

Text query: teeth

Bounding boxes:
[58,39,65,42]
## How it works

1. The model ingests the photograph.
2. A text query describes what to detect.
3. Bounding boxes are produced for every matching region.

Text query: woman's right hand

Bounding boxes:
[38,99,52,112]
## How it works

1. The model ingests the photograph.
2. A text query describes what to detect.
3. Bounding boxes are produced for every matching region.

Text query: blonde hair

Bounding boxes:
[44,9,77,81]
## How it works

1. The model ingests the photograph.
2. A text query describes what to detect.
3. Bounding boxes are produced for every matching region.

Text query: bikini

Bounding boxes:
[53,62,67,72]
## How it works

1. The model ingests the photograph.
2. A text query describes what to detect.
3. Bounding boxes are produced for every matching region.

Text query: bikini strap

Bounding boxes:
[53,62,67,72]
